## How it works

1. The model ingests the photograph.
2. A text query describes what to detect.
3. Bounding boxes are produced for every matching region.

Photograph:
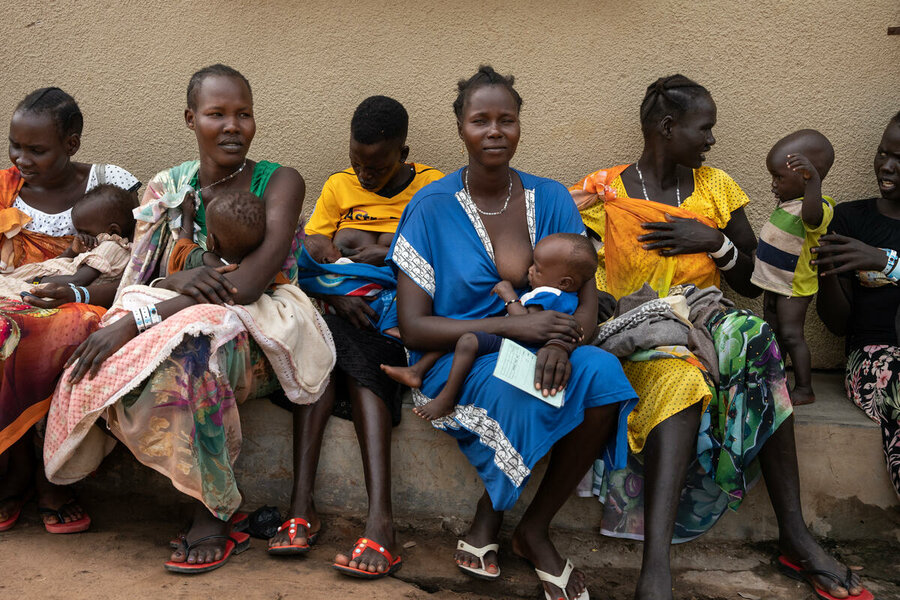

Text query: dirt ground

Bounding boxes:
[1,496,897,600]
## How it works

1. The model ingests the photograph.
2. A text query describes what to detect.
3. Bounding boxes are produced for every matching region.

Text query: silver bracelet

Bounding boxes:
[148,277,165,288]
[68,283,82,303]
[709,235,735,259]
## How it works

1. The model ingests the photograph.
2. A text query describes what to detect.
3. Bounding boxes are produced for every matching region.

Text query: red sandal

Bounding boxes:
[164,531,251,574]
[333,537,402,579]
[777,555,874,600]
[267,517,319,555]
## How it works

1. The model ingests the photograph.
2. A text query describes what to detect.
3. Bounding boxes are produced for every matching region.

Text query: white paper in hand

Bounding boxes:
[492,338,564,408]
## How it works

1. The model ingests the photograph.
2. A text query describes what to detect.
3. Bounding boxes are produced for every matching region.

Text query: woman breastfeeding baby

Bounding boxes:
[0,87,139,536]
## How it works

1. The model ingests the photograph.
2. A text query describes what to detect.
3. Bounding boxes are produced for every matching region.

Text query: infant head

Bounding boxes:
[528,233,598,293]
[766,129,834,202]
[71,183,137,240]
[205,190,266,264]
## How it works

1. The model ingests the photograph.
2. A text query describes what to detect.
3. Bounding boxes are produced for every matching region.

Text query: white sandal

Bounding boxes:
[456,539,500,580]
[534,559,589,600]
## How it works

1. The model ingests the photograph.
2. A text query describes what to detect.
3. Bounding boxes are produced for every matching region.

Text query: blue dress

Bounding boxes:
[388,168,637,511]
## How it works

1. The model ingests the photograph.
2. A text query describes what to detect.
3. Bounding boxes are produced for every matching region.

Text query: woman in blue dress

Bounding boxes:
[389,65,637,600]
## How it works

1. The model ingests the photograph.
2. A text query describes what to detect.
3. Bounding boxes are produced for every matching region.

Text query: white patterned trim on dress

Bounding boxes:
[525,188,536,248]
[412,386,530,487]
[393,234,435,297]
[456,189,494,261]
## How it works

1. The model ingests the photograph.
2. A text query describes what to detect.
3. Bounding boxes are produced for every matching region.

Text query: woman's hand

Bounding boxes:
[66,316,138,384]
[638,214,723,256]
[347,244,389,266]
[21,282,76,308]
[504,310,583,346]
[812,233,888,276]
[327,295,376,329]
[159,264,238,304]
[534,344,571,397]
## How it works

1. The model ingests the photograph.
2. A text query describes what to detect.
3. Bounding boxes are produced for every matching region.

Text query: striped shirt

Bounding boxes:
[751,196,835,297]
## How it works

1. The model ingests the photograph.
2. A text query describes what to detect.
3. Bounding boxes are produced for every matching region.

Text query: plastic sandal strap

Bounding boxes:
[351,537,395,566]
[276,517,311,545]
[534,559,575,600]
[456,540,499,570]
[184,534,238,555]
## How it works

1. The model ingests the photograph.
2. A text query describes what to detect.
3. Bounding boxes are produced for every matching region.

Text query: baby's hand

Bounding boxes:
[70,233,98,255]
[491,280,516,300]
[786,153,819,182]
[181,192,196,220]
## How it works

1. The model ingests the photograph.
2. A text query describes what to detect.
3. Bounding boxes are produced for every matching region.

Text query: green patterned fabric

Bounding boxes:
[592,308,793,542]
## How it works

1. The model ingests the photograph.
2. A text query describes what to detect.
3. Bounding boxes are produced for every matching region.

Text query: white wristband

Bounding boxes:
[720,247,740,271]
[709,235,735,259]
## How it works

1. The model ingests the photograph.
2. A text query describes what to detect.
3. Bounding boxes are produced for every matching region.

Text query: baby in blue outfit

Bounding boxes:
[382,233,598,420]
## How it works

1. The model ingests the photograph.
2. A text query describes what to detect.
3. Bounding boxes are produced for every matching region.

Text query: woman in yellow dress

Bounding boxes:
[572,75,868,600]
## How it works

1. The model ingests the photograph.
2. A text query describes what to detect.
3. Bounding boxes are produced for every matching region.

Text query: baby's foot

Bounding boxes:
[413,397,455,421]
[380,364,423,388]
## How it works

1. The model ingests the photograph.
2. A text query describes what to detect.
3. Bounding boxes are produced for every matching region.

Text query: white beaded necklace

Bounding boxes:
[635,161,680,207]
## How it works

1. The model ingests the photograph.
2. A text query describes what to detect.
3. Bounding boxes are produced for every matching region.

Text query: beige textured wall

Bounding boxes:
[2,0,898,367]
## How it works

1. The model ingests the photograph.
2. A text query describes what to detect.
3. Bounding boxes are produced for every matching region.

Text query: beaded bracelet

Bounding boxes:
[504,298,520,308]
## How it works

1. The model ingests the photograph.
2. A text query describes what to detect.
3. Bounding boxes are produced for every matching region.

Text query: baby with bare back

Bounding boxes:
[382,232,598,420]
[169,189,270,275]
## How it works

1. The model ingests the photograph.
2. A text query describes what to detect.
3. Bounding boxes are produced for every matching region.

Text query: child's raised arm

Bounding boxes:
[787,152,824,228]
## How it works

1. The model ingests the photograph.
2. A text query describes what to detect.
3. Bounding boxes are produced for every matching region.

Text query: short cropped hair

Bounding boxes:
[187,64,252,110]
[543,232,598,288]
[206,190,266,262]
[350,96,409,144]
[74,184,138,238]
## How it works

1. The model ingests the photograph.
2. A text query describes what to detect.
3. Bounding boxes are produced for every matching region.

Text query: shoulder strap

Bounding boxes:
[94,164,108,186]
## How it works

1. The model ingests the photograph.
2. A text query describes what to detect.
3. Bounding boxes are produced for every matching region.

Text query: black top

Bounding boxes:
[830,198,900,350]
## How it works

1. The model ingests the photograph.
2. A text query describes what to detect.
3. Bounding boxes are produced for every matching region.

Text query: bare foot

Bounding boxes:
[780,533,864,599]
[334,517,396,575]
[790,386,816,406]
[169,505,230,565]
[380,363,423,388]
[413,394,456,421]
[512,524,587,600]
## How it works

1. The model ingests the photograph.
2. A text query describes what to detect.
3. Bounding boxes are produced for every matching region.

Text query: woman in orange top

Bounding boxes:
[573,75,868,600]
[0,87,139,535]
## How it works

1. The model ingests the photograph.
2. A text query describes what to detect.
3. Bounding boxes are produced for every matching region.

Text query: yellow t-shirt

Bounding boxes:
[304,163,443,238]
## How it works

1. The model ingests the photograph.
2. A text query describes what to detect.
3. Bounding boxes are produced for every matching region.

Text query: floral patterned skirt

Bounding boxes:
[107,333,280,519]
[592,309,793,542]
[845,345,900,499]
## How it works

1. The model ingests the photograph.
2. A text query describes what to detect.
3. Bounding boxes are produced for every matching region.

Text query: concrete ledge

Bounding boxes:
[77,372,899,542]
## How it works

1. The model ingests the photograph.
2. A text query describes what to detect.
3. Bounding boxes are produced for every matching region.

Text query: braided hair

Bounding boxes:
[639,75,710,132]
[453,65,523,119]
[15,87,83,139]
[187,64,252,110]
